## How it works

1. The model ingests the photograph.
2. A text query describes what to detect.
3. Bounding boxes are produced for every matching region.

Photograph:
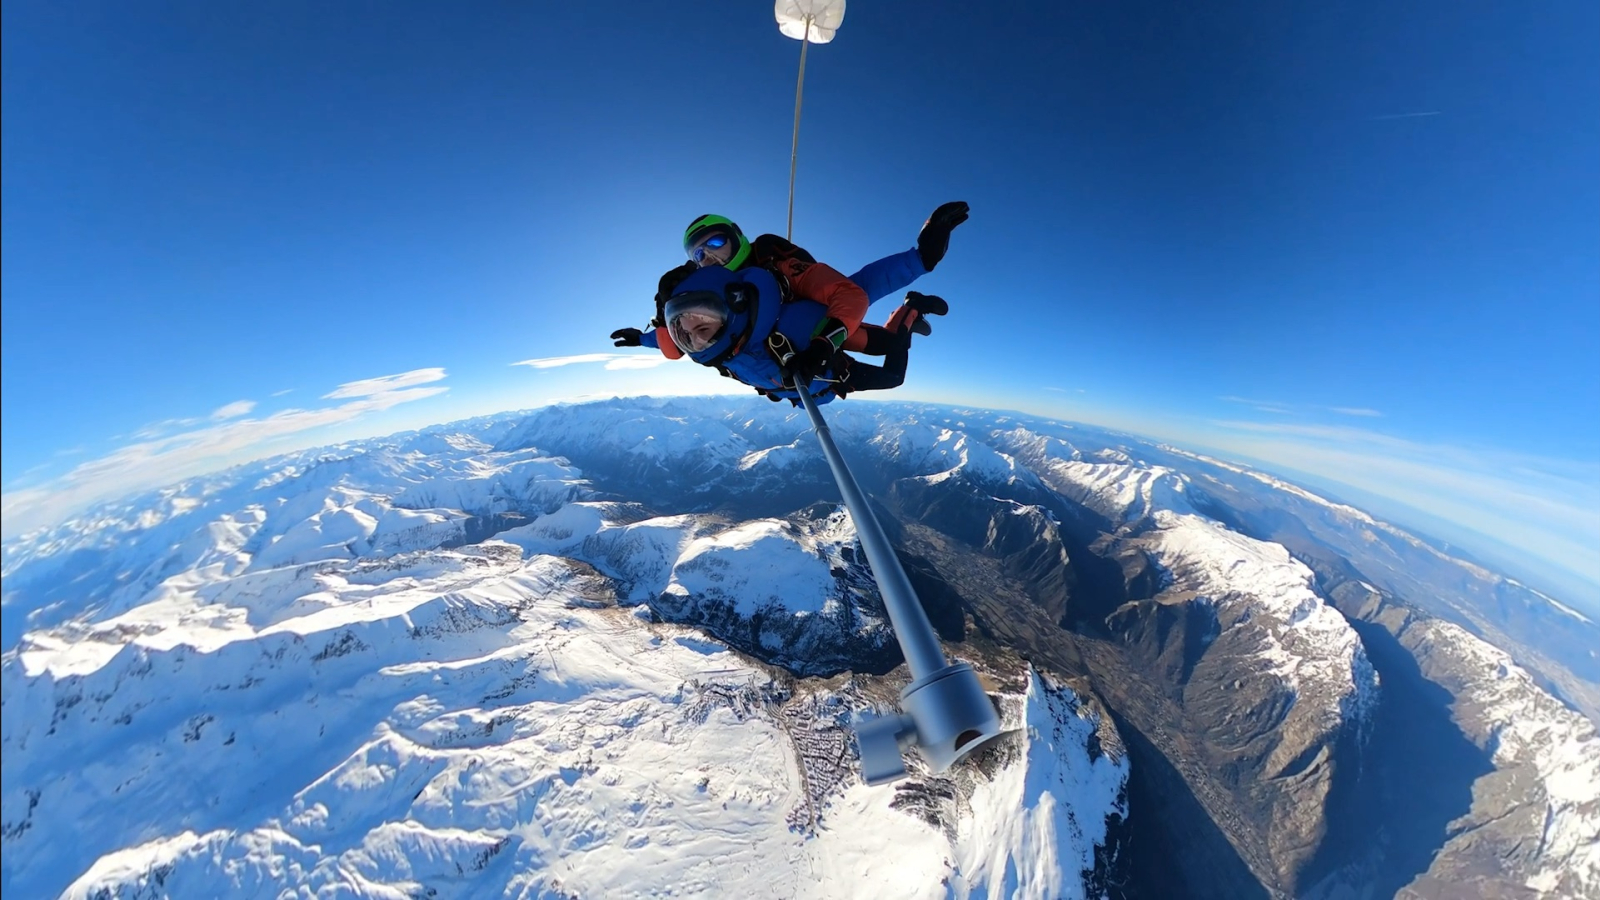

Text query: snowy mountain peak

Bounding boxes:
[1001,428,1376,736]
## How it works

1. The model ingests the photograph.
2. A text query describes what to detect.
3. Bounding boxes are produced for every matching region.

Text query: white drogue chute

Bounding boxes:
[775,0,846,43]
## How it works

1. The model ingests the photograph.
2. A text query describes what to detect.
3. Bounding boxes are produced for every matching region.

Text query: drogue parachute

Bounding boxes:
[775,0,846,43]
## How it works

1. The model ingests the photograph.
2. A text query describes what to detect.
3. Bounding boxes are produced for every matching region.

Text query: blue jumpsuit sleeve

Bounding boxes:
[847,248,928,307]
[639,328,660,349]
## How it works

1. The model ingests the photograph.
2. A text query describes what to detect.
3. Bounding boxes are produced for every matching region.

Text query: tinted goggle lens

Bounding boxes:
[688,230,736,265]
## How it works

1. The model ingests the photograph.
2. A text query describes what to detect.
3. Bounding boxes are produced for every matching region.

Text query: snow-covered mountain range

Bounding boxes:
[3,396,1596,899]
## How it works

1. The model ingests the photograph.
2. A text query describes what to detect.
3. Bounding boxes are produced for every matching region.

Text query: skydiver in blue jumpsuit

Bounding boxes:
[609,202,968,403]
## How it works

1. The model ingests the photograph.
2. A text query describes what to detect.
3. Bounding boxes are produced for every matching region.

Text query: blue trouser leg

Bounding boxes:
[848,248,927,307]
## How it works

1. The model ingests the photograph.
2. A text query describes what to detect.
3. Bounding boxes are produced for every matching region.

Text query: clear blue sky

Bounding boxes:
[3,2,1597,603]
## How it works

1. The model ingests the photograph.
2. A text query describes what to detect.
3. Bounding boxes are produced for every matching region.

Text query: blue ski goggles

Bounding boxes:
[685,227,739,267]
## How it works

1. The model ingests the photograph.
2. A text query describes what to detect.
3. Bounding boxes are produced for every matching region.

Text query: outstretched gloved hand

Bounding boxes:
[917,201,970,271]
[610,327,643,348]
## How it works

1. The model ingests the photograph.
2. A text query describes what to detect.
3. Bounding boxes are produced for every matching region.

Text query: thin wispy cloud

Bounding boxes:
[324,367,448,399]
[4,462,56,490]
[1220,396,1383,419]
[512,353,671,371]
[1373,111,1442,120]
[1219,395,1294,415]
[132,417,202,440]
[210,400,256,421]
[1,368,451,540]
[1214,420,1415,448]
[270,389,294,397]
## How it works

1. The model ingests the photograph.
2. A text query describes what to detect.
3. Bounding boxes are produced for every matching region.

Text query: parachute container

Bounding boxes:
[775,0,846,44]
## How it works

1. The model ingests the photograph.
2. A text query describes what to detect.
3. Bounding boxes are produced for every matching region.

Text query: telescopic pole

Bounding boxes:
[791,382,1002,783]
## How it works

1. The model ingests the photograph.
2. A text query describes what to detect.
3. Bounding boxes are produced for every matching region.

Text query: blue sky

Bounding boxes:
[3,2,1597,605]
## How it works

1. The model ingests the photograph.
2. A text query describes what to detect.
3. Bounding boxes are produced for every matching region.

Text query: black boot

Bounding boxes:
[916,201,969,271]
[904,291,947,336]
[905,291,949,316]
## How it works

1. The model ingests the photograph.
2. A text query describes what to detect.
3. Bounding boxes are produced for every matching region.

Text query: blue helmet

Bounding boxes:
[663,265,782,366]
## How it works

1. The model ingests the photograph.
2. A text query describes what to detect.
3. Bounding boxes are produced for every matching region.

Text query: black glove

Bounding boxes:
[917,201,970,271]
[653,262,698,327]
[785,338,837,386]
[768,317,846,386]
[610,327,643,348]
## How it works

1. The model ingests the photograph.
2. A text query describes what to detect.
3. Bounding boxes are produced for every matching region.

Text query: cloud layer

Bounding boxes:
[1201,418,1600,603]
[1,368,450,539]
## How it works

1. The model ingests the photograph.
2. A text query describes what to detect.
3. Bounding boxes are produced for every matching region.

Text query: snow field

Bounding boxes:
[1410,620,1600,896]
[18,532,1127,900]
[8,428,1126,900]
[14,543,819,899]
[952,670,1129,900]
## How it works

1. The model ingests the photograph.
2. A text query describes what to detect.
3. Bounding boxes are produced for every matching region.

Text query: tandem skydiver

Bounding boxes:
[607,202,967,402]
[634,255,947,405]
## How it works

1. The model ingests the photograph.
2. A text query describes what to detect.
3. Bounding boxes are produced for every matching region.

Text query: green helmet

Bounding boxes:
[683,214,752,271]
